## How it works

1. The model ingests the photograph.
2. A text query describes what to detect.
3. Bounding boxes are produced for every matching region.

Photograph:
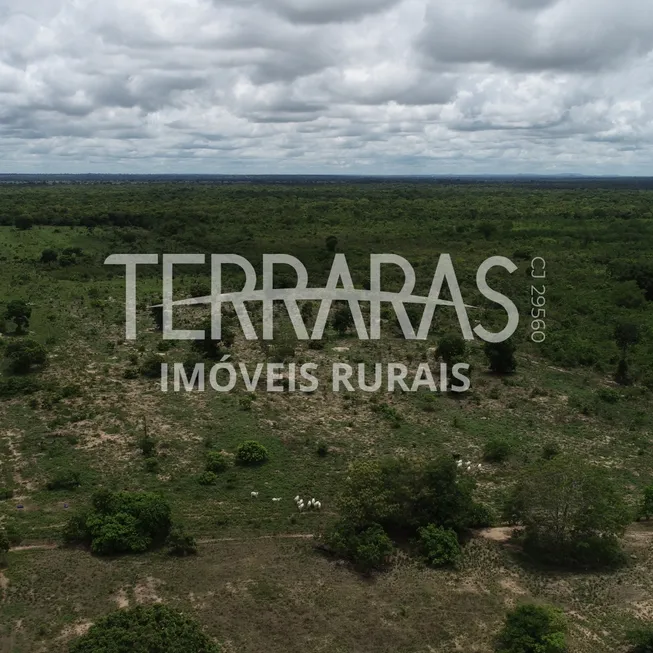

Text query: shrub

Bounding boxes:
[495,604,567,653]
[46,470,81,491]
[0,488,14,501]
[438,334,467,367]
[483,437,514,463]
[4,299,31,333]
[640,485,653,520]
[331,302,354,336]
[139,356,162,378]
[316,441,329,457]
[137,434,157,458]
[166,526,198,557]
[235,441,269,466]
[69,604,220,653]
[507,457,630,568]
[63,490,172,555]
[628,624,653,653]
[4,339,47,373]
[484,340,517,374]
[325,235,338,252]
[417,524,461,567]
[615,359,633,386]
[198,471,218,486]
[205,451,228,474]
[144,458,160,474]
[123,367,139,379]
[0,376,40,398]
[542,442,561,460]
[324,521,394,573]
[40,248,58,264]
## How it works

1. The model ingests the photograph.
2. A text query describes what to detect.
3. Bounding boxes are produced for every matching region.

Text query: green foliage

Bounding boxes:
[614,321,640,355]
[40,248,58,264]
[324,521,394,573]
[68,604,220,653]
[495,604,567,653]
[63,490,172,556]
[137,434,157,458]
[484,340,517,374]
[483,437,515,463]
[139,356,162,378]
[198,471,218,486]
[331,302,354,336]
[615,359,633,386]
[332,456,486,545]
[4,299,31,332]
[205,451,228,474]
[316,441,329,457]
[417,524,461,568]
[0,376,40,398]
[506,457,631,568]
[166,525,198,557]
[438,334,467,367]
[628,624,653,653]
[4,339,48,374]
[46,470,81,491]
[235,440,269,466]
[640,485,653,520]
[0,487,14,500]
[325,235,338,252]
[144,458,160,474]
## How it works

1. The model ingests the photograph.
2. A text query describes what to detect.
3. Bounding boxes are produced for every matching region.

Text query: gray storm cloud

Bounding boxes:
[0,0,652,173]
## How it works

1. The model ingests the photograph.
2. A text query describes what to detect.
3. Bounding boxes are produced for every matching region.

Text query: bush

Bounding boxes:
[235,441,269,466]
[495,604,567,653]
[483,437,514,463]
[542,442,561,460]
[417,524,461,568]
[331,302,354,336]
[316,441,329,457]
[4,299,31,333]
[40,248,58,264]
[506,457,631,568]
[0,376,40,399]
[139,356,162,378]
[484,340,517,374]
[205,451,228,474]
[198,471,218,486]
[144,458,160,474]
[438,334,467,367]
[325,235,338,252]
[0,488,14,501]
[63,490,172,555]
[628,624,653,653]
[166,526,198,557]
[46,470,81,491]
[324,521,394,573]
[69,604,220,653]
[640,485,653,520]
[4,339,48,374]
[137,434,157,458]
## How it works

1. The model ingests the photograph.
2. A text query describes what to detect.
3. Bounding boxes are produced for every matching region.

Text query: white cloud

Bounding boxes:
[1,0,652,173]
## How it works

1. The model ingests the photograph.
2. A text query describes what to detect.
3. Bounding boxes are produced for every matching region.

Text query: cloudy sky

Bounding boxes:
[1,0,652,174]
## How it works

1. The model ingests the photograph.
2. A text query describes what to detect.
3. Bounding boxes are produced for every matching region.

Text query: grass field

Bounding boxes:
[1,181,652,652]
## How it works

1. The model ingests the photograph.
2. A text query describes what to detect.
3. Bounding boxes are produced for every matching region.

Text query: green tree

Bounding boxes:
[5,300,31,333]
[331,302,354,336]
[438,334,467,367]
[640,485,653,520]
[235,441,268,466]
[417,524,461,567]
[69,604,220,653]
[495,604,567,653]
[614,321,640,356]
[507,457,631,568]
[4,339,48,373]
[205,451,228,474]
[484,340,517,374]
[0,529,9,567]
[39,248,58,264]
[166,526,198,557]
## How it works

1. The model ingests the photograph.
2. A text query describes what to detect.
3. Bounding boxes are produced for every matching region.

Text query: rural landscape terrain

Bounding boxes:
[1,178,653,652]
